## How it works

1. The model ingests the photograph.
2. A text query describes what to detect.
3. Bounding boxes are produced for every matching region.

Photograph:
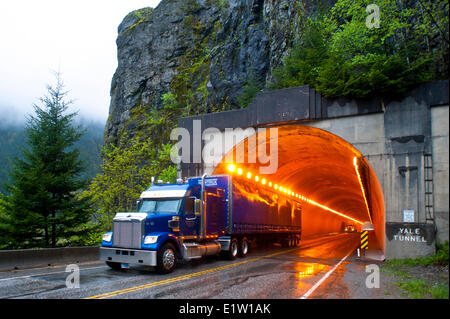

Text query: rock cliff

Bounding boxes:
[105,0,330,145]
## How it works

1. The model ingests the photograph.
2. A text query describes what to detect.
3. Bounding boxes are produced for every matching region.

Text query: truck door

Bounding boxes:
[180,197,199,238]
[205,187,226,237]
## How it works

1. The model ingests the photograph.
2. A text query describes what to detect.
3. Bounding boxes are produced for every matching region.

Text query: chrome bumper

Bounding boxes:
[100,247,157,266]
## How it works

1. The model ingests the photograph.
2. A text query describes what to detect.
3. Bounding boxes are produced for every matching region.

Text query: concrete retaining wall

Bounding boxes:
[0,246,99,271]
[431,105,449,244]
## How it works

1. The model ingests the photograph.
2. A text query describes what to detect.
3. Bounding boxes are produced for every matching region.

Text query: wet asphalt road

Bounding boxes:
[0,233,381,299]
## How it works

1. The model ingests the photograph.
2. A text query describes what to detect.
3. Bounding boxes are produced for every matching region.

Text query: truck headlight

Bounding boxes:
[144,235,158,244]
[102,232,112,242]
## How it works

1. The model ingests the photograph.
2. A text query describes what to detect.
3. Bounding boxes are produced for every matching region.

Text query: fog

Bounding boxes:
[0,0,161,125]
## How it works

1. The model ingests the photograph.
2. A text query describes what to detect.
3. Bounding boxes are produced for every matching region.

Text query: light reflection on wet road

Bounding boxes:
[0,233,364,299]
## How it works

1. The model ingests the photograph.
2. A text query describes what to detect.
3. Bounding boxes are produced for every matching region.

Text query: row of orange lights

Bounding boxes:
[353,157,373,224]
[180,235,218,240]
[226,164,364,225]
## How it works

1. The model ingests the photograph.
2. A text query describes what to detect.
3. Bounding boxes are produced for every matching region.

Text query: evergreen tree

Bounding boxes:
[0,74,93,249]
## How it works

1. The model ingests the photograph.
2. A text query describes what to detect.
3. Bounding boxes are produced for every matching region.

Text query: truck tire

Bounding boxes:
[290,236,299,247]
[239,237,249,257]
[106,261,122,270]
[223,237,239,260]
[157,243,177,274]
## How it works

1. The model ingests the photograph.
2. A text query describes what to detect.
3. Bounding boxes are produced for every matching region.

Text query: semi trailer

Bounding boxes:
[100,174,302,273]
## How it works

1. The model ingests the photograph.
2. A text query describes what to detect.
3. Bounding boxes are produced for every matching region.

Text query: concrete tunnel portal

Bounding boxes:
[212,125,385,253]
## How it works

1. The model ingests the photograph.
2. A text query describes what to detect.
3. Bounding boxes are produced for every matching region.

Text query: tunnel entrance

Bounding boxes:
[213,125,385,255]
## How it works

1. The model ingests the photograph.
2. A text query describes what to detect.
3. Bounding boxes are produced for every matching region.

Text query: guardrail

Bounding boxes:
[0,246,99,271]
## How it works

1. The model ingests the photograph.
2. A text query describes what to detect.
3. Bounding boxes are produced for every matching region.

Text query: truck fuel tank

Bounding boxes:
[182,242,221,261]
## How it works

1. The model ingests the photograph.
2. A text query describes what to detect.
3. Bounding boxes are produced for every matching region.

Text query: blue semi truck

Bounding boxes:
[100,174,302,273]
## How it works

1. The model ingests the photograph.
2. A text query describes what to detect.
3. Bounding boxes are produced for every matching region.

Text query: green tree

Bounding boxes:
[237,72,265,109]
[271,17,332,91]
[0,74,94,249]
[271,0,448,98]
[82,134,176,233]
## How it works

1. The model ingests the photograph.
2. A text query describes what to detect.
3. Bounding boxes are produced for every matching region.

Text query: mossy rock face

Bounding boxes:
[119,7,154,34]
[105,0,327,146]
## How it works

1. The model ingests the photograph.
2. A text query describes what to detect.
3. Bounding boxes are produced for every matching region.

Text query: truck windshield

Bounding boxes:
[138,199,181,214]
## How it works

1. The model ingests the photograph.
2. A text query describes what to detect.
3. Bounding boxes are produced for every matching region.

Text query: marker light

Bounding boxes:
[255,176,259,182]
[237,168,243,175]
[227,164,236,172]
[274,184,278,190]
[247,172,252,179]
[268,182,272,187]
[261,179,266,185]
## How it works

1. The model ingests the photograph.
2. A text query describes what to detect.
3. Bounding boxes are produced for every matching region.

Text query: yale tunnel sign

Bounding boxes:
[386,222,435,258]
[393,228,427,243]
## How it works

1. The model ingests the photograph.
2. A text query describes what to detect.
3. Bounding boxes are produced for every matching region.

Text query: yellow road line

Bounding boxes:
[85,248,298,299]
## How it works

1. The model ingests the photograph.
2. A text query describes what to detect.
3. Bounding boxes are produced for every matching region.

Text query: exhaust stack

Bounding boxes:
[199,173,207,241]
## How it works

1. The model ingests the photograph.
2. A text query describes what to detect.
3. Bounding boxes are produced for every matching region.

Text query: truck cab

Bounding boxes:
[100,177,222,273]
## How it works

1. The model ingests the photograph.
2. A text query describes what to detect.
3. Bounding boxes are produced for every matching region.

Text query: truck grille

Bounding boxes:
[112,214,146,249]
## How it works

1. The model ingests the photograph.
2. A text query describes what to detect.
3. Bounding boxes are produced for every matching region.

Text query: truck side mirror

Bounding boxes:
[194,199,201,216]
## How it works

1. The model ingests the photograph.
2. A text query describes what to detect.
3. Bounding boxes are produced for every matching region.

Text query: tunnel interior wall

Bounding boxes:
[211,126,382,252]
[300,207,353,238]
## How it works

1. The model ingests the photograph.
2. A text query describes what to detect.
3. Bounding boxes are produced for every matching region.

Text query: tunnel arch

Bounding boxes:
[213,125,385,253]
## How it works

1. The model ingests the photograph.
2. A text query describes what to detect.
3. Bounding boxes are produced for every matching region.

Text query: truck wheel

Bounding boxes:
[106,261,122,270]
[239,237,249,257]
[223,237,239,260]
[157,243,177,274]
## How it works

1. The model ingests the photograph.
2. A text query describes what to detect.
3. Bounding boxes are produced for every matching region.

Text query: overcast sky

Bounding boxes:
[0,0,162,125]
